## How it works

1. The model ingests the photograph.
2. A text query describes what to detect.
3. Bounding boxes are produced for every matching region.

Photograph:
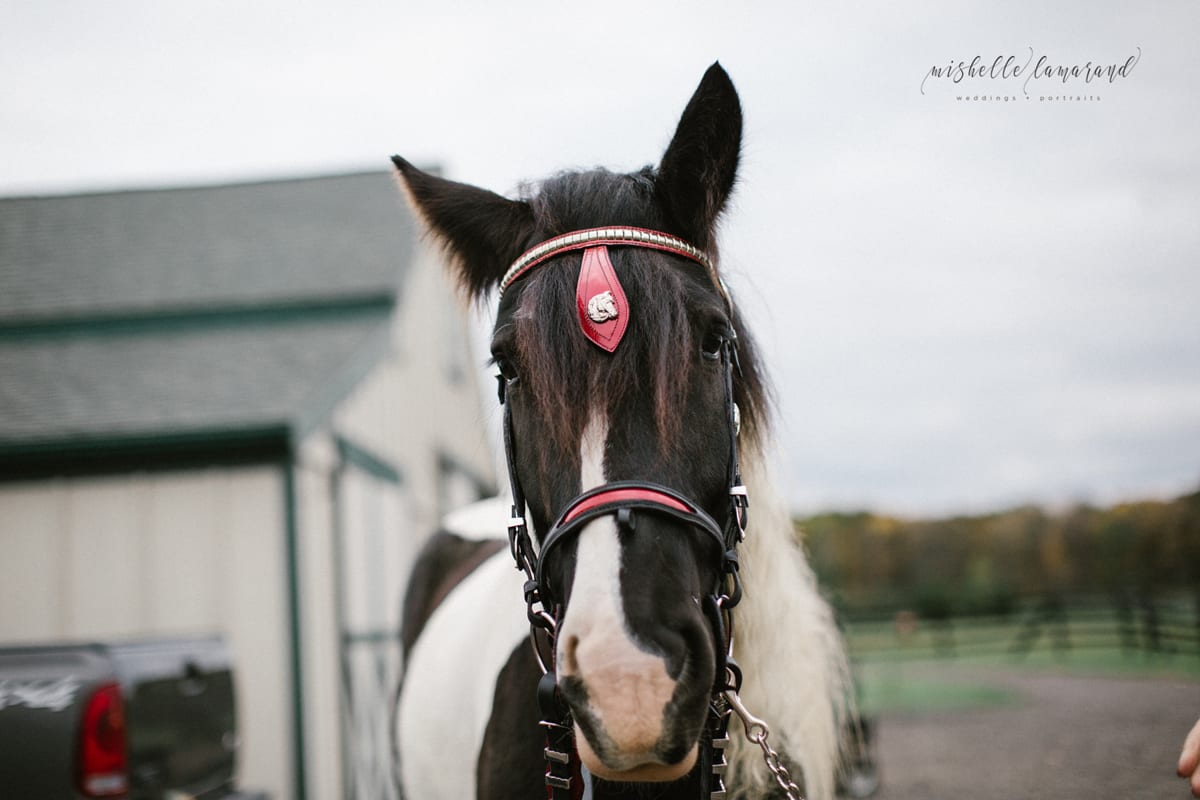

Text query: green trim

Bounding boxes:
[0,294,395,340]
[0,426,291,482]
[336,435,403,485]
[329,457,353,800]
[282,461,309,800]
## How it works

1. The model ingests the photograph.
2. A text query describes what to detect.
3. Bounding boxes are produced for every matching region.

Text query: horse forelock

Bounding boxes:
[512,252,693,457]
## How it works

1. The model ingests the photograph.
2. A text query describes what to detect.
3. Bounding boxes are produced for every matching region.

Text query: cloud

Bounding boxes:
[3,0,1197,512]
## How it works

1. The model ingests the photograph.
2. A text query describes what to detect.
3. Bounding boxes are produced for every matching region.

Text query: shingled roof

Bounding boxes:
[0,171,418,477]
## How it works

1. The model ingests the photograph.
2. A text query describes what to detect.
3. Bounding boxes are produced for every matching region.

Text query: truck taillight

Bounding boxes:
[77,682,129,798]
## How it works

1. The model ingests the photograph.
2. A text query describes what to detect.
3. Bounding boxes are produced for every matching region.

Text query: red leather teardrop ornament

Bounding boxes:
[575,246,629,352]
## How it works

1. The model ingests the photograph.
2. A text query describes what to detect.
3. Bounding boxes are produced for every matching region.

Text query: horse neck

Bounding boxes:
[724,451,853,800]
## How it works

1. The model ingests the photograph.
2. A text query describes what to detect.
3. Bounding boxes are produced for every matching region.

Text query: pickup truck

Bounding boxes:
[0,636,265,799]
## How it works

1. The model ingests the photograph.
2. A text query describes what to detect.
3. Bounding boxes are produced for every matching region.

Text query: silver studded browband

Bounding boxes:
[498,226,731,312]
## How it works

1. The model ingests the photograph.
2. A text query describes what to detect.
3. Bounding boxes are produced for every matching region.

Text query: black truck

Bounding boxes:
[0,636,266,799]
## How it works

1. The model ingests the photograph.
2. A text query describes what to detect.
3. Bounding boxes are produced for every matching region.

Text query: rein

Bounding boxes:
[495,228,804,800]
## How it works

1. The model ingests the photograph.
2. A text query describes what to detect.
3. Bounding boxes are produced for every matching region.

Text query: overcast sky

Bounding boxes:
[4,1,1198,515]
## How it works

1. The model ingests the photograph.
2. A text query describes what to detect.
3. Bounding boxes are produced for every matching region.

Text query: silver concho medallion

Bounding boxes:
[586,290,619,323]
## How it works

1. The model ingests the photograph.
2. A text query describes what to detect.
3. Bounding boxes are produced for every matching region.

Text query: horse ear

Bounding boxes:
[391,156,535,299]
[656,62,743,250]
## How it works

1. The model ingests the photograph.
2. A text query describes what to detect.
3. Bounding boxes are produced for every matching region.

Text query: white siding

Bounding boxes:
[321,249,498,799]
[334,246,496,538]
[144,475,223,631]
[292,428,414,800]
[65,477,146,635]
[294,438,343,800]
[223,469,293,800]
[338,457,409,800]
[1,483,69,638]
[0,467,292,800]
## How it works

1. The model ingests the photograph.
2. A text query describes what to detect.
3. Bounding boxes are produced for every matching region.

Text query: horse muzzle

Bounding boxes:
[544,483,726,781]
[556,626,704,780]
[573,721,698,782]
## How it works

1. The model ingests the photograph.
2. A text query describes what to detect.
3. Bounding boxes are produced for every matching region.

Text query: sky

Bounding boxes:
[3,0,1198,515]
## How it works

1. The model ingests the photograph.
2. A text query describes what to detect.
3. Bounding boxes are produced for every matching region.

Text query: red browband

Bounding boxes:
[498,226,728,309]
[499,227,731,353]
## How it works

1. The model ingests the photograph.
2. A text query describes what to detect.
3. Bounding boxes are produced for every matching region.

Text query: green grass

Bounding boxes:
[843,613,1200,678]
[853,662,1019,714]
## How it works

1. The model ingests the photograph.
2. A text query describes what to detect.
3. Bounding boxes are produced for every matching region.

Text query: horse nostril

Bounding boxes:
[560,634,581,674]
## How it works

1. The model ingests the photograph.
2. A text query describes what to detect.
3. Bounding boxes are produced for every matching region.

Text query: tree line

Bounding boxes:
[798,487,1200,620]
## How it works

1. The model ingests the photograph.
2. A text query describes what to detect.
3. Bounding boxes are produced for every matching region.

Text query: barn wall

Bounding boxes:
[0,467,293,800]
[333,440,409,799]
[292,435,343,800]
[334,245,497,538]
[314,250,497,798]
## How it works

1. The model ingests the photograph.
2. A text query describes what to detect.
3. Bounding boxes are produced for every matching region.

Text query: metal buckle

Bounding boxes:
[545,775,572,790]
[544,747,570,764]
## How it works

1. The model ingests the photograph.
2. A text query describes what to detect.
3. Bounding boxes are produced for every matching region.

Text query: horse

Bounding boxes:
[391,63,852,800]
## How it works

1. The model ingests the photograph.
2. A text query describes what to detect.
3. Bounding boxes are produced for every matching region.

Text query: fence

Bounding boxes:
[842,593,1200,664]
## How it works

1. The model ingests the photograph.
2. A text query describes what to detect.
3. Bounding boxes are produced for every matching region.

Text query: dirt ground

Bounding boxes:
[865,664,1200,800]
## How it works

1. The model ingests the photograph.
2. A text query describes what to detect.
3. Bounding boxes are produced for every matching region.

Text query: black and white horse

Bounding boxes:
[392,63,851,800]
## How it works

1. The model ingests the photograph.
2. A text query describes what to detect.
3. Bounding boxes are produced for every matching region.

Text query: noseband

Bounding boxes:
[496,228,798,799]
[537,482,732,609]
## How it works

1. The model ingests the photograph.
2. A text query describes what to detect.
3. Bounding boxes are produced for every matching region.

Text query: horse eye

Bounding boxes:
[494,356,520,383]
[700,331,725,361]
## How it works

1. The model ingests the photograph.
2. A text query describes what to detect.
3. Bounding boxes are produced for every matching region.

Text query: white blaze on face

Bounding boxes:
[556,413,683,774]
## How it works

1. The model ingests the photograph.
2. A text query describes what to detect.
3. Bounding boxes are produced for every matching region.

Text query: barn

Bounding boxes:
[0,171,497,799]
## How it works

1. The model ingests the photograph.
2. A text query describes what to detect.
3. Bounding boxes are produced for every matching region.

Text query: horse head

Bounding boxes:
[393,63,770,784]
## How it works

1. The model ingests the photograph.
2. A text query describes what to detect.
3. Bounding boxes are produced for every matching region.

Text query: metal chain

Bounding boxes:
[756,734,804,800]
[724,687,805,800]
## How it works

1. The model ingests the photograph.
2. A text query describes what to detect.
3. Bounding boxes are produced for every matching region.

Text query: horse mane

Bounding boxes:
[509,168,771,461]
[725,454,854,800]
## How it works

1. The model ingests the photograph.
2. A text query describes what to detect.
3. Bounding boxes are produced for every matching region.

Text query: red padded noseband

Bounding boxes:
[562,486,692,524]
[533,480,729,610]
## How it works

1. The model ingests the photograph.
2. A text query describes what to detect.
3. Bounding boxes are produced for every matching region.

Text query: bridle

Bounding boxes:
[495,227,804,800]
